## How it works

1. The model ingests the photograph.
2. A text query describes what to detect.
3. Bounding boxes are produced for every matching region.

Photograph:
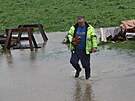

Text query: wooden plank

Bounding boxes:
[31,34,38,48]
[38,24,48,41]
[4,29,12,50]
[13,44,43,49]
[100,28,104,43]
[0,38,6,44]
[6,28,31,32]
[27,29,34,51]
[18,24,48,42]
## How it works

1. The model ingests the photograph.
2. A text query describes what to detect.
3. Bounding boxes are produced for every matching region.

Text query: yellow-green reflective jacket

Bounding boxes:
[68,23,97,54]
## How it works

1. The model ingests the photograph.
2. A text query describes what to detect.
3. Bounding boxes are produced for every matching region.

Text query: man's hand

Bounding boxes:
[72,36,81,46]
[92,48,97,53]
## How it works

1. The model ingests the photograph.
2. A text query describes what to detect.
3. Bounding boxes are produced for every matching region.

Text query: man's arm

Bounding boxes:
[68,26,74,43]
[91,26,97,53]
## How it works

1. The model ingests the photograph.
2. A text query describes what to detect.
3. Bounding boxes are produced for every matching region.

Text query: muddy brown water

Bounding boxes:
[0,32,135,101]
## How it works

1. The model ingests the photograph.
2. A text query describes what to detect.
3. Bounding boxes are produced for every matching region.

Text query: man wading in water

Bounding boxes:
[68,16,97,79]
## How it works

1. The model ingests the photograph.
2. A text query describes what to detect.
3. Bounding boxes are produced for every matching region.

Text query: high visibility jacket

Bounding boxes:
[68,22,97,54]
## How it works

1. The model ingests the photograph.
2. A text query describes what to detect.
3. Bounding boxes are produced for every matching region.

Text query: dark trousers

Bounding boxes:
[70,50,91,77]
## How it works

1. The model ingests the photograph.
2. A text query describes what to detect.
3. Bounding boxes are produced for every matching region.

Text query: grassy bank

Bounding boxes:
[0,0,135,33]
[100,40,135,51]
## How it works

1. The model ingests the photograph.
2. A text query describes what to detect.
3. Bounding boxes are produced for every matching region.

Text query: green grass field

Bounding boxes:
[0,0,135,33]
[109,40,135,50]
[99,40,135,50]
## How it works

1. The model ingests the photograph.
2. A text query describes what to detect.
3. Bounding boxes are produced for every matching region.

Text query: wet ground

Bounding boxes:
[0,32,135,101]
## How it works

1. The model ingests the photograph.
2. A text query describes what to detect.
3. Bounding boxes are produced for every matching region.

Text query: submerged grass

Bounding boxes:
[0,0,135,33]
[99,40,135,50]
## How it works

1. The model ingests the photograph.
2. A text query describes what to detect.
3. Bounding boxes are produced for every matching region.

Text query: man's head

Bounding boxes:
[77,16,85,27]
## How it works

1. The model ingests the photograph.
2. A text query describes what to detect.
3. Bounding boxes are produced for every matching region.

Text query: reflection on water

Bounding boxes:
[73,80,94,101]
[30,50,38,62]
[4,50,13,67]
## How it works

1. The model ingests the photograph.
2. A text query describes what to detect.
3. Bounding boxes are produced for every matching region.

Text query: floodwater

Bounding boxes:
[0,32,135,101]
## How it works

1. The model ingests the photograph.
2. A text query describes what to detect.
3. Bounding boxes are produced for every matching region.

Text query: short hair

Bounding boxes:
[77,16,85,20]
